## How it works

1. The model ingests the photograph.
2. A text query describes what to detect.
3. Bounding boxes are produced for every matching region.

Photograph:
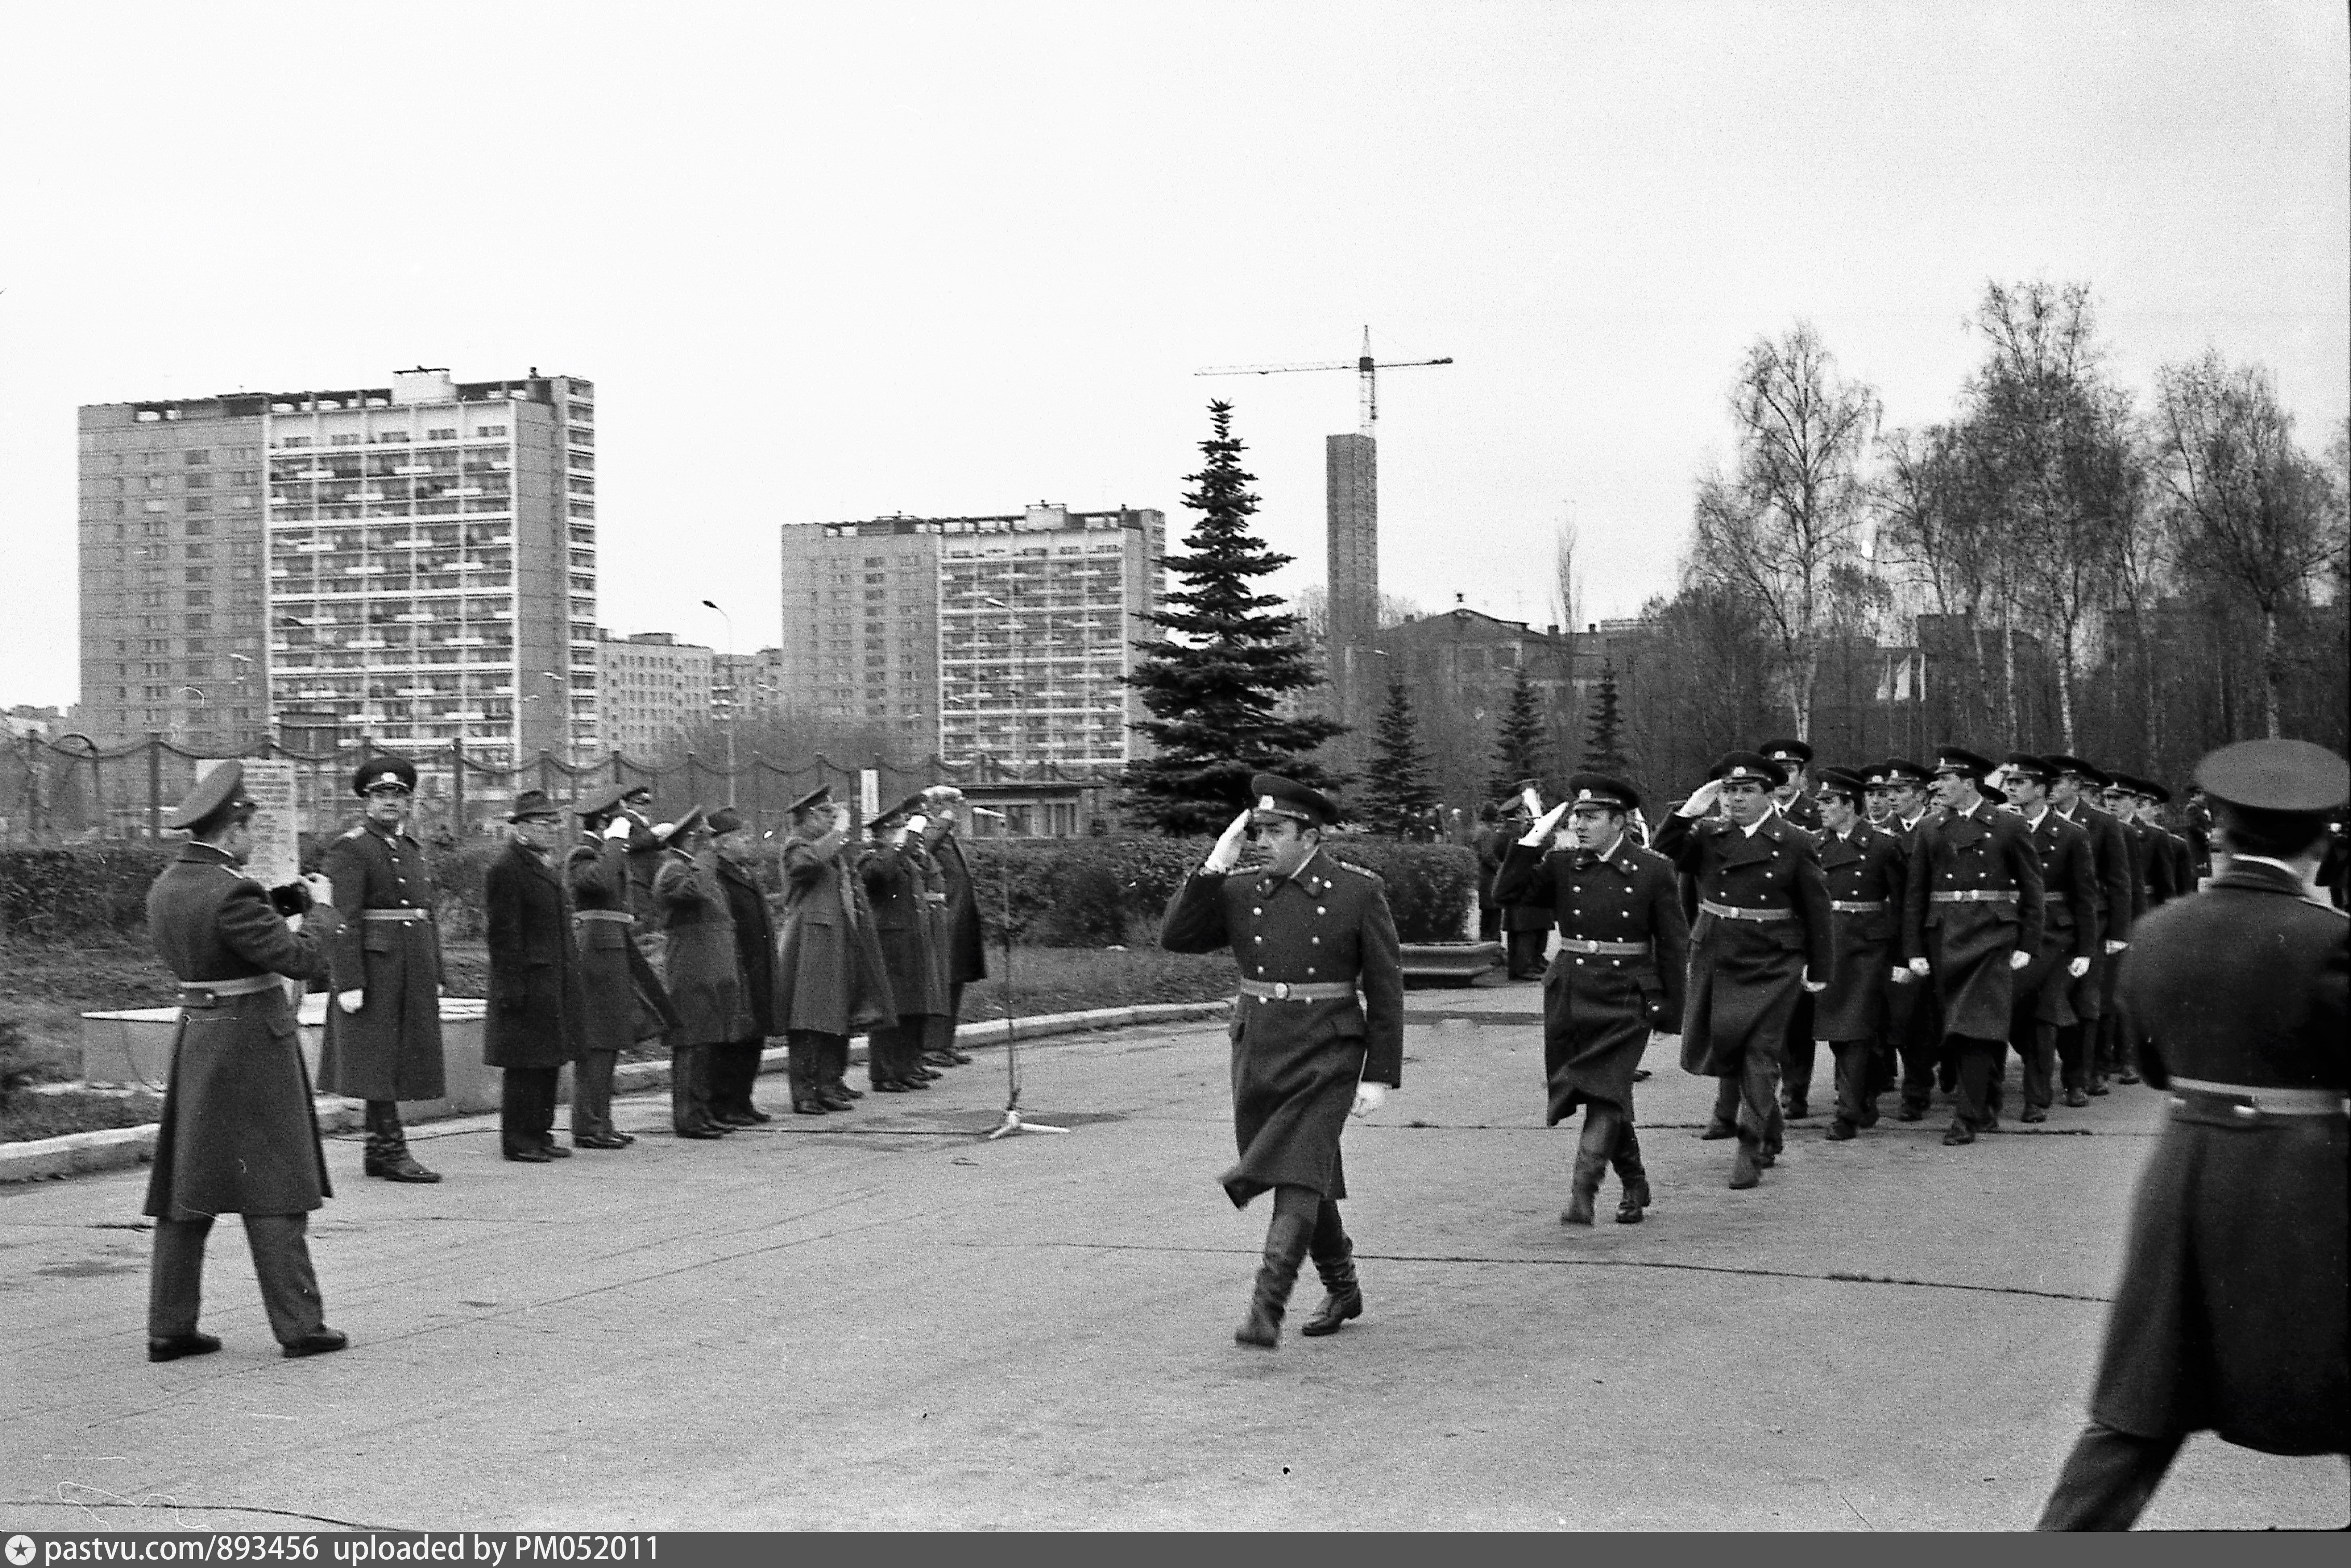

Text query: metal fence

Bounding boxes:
[1,732,1124,848]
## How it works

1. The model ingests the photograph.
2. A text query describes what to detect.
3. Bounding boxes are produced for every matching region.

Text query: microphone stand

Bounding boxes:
[971,810,1065,1140]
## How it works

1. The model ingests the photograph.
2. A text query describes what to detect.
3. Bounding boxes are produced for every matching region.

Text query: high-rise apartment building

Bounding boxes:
[778,503,1163,768]
[598,630,714,759]
[79,368,597,769]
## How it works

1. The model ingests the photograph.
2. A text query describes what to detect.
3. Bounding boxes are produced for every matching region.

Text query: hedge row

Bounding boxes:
[3,836,1479,950]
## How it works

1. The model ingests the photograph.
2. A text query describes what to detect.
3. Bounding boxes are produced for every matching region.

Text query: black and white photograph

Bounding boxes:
[1,0,2344,1537]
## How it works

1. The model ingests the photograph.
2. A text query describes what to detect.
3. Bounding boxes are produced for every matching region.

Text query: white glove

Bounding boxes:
[603,816,633,842]
[300,871,334,903]
[1889,965,1913,986]
[337,989,365,1013]
[1801,971,1827,993]
[2104,939,2127,955]
[2067,956,2092,979]
[831,803,853,832]
[1520,801,1570,847]
[903,814,928,839]
[1519,785,1543,818]
[1907,957,1931,979]
[2009,950,2033,971]
[1204,811,1250,873]
[1351,1082,1389,1117]
[1677,779,1723,818]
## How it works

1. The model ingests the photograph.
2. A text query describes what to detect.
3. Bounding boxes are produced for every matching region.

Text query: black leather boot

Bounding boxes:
[1611,1122,1651,1224]
[1299,1241,1364,1337]
[1234,1211,1313,1350]
[1729,1135,1762,1190]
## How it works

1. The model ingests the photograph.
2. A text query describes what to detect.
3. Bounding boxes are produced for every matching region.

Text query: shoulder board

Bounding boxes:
[338,826,367,840]
[1326,858,1384,886]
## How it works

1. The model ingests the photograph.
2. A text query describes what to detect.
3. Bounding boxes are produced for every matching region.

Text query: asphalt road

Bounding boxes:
[4,982,2344,1531]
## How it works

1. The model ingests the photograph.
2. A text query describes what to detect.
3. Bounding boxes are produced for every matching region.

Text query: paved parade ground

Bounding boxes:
[5,983,2344,1532]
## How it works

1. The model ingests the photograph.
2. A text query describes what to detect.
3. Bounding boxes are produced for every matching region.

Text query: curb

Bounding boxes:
[0,999,1231,1186]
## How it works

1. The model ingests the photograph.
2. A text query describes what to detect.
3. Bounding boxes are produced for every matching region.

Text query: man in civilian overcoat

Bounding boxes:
[317,755,447,1184]
[484,790,584,1162]
[2038,739,2348,1529]
[1492,774,1687,1224]
[1901,746,2046,1146]
[142,762,349,1362]
[1161,774,1403,1349]
[1655,751,1833,1190]
[1809,768,1910,1142]
[707,807,778,1126]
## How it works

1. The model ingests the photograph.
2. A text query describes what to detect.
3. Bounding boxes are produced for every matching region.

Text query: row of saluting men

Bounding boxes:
[133,756,986,1365]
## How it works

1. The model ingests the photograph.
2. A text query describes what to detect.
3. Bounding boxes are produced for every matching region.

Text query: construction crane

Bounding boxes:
[1195,325,1452,437]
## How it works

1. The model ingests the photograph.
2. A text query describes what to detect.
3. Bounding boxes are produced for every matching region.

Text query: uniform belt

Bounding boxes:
[178,973,284,999]
[361,908,430,922]
[573,909,636,925]
[2043,893,2069,906]
[1237,979,1357,1002]
[1930,890,2015,904]
[1829,900,1887,913]
[2166,1076,2348,1117]
[1556,938,1649,956]
[1699,900,1794,923]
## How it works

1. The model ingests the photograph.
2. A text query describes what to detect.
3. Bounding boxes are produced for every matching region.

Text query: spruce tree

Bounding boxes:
[1359,678,1437,838]
[1120,402,1347,834]
[1487,662,1552,803]
[1582,658,1630,776]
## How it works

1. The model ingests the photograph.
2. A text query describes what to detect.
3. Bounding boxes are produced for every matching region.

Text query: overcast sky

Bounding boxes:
[2,1,2344,710]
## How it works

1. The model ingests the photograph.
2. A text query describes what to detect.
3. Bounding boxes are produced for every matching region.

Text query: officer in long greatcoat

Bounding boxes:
[917,785,983,1068]
[142,762,349,1362]
[1810,768,1910,1141]
[652,807,742,1140]
[1901,747,2046,1146]
[1161,774,1403,1350]
[775,786,894,1114]
[1492,773,1687,1224]
[1760,741,1826,1119]
[860,799,943,1093]
[1656,751,1833,1190]
[317,755,447,1185]
[708,807,778,1127]
[2049,756,2134,1106]
[483,790,583,1162]
[2038,739,2349,1530]
[2000,756,2099,1123]
[565,785,676,1149]
[1866,758,1945,1119]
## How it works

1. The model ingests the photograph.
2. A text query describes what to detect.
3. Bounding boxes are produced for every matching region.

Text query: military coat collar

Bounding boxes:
[176,841,239,867]
[1253,848,1342,899]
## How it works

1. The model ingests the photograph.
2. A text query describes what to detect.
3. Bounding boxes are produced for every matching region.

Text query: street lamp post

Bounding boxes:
[701,599,736,805]
[539,670,568,768]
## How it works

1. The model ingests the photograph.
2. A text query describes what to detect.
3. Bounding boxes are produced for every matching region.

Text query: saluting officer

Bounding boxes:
[1656,751,1833,1190]
[565,784,675,1149]
[1901,746,2045,1146]
[1491,774,1687,1224]
[916,785,982,1069]
[860,797,942,1093]
[2038,740,2348,1530]
[2048,756,2135,1107]
[775,786,893,1115]
[1999,756,2099,1124]
[1810,768,1909,1141]
[652,807,742,1140]
[1161,775,1403,1349]
[318,756,448,1185]
[142,763,350,1362]
[707,807,779,1127]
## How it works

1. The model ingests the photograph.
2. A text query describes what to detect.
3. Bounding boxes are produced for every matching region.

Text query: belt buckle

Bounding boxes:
[1271,981,1291,1000]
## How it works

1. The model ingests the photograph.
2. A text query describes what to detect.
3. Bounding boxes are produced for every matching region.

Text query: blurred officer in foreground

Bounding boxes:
[1161,775,1403,1349]
[1657,752,1831,1190]
[318,755,447,1184]
[483,790,582,1162]
[1492,774,1686,1224]
[143,762,349,1361]
[2039,739,2348,1530]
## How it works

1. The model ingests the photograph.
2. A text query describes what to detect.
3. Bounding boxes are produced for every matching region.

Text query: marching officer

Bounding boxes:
[1809,767,1909,1140]
[1161,775,1403,1349]
[483,790,583,1163]
[1761,739,1825,832]
[1901,746,2045,1146]
[2048,756,2134,1107]
[1867,759,1945,1119]
[1491,774,1687,1224]
[317,755,447,1185]
[1999,756,2099,1124]
[1656,751,1832,1189]
[707,807,779,1127]
[142,762,349,1362]
[565,785,675,1149]
[652,808,741,1140]
[2038,739,2348,1529]
[1761,740,1825,1120]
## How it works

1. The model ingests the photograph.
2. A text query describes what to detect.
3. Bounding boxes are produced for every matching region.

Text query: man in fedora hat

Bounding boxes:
[2039,740,2349,1529]
[1657,752,1832,1189]
[484,791,584,1163]
[565,785,675,1149]
[1901,746,2046,1146]
[652,808,740,1140]
[317,755,448,1184]
[1163,774,1404,1350]
[142,762,350,1361]
[1492,773,1686,1224]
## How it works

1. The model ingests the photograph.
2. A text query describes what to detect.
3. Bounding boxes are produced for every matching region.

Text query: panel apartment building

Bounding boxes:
[778,503,1164,768]
[77,367,597,770]
[598,630,714,759]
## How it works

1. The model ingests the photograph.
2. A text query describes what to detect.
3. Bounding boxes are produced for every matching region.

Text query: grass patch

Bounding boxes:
[1,1088,165,1143]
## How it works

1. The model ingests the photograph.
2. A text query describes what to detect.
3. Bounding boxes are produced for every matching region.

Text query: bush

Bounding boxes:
[0,844,172,943]
[1319,837,1479,942]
